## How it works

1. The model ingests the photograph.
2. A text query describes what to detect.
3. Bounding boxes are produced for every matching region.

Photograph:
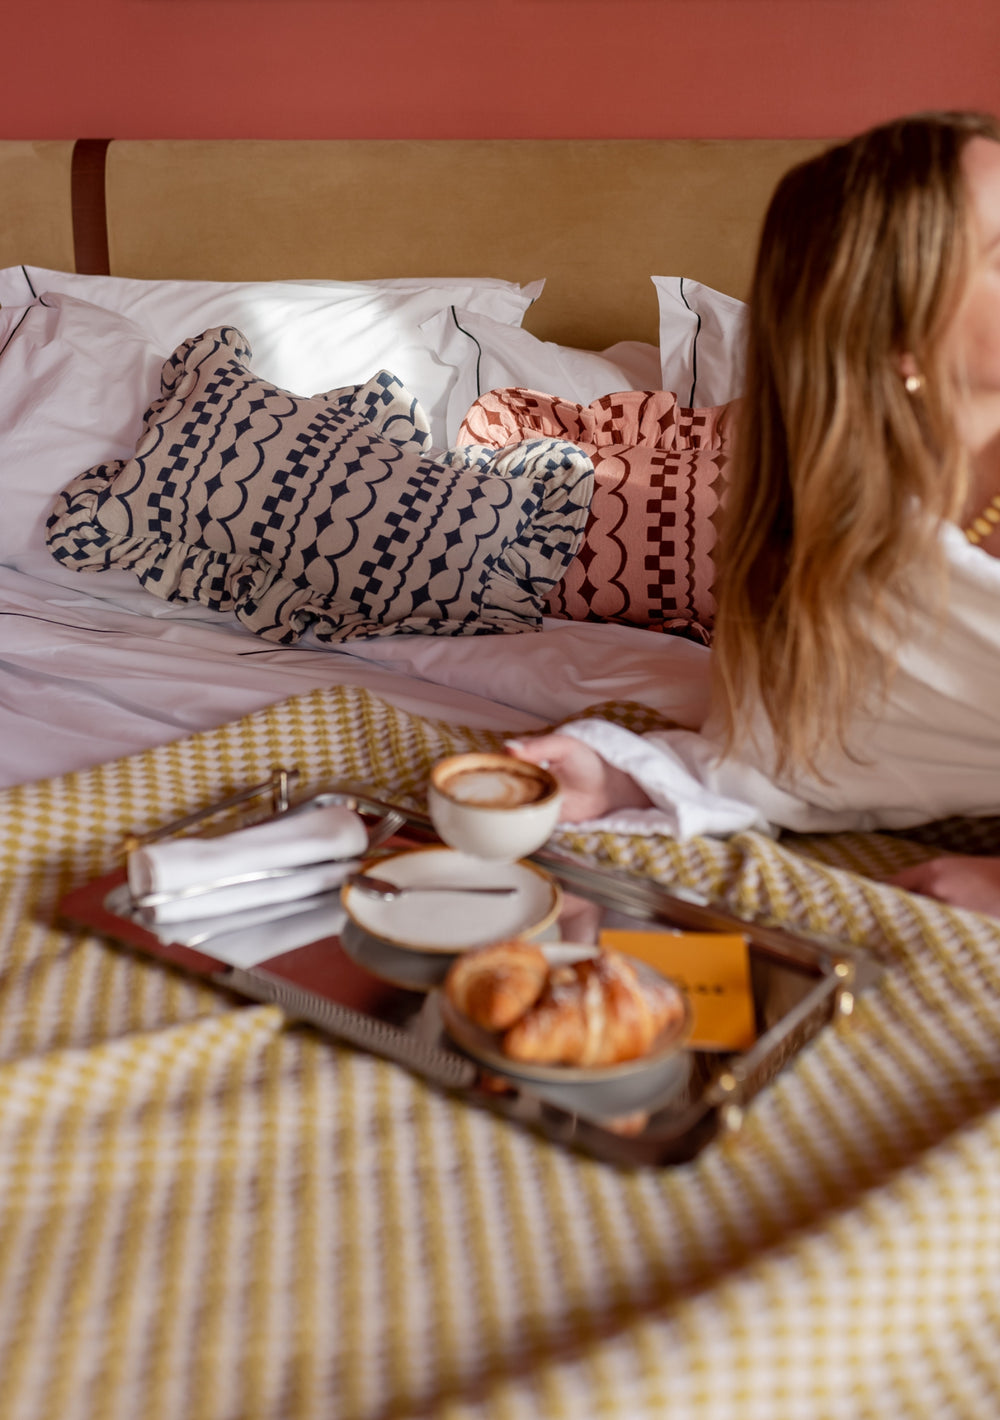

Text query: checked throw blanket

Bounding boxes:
[2,684,1000,1419]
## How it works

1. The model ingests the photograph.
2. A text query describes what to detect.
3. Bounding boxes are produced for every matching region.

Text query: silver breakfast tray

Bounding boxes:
[57,773,882,1168]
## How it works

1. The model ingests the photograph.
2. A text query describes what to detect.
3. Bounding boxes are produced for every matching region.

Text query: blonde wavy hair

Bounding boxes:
[713,111,1000,780]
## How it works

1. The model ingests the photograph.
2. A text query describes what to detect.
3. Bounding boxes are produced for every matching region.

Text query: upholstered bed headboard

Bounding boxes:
[0,137,827,350]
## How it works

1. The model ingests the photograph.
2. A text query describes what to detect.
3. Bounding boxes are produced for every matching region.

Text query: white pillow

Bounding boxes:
[653,276,747,408]
[0,298,268,622]
[0,297,259,625]
[0,296,170,561]
[429,307,662,439]
[0,267,544,448]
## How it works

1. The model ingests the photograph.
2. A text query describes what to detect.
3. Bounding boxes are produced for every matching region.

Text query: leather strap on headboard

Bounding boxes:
[70,139,111,275]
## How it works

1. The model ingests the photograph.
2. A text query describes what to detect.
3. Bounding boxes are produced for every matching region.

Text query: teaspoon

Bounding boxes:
[347,872,517,900]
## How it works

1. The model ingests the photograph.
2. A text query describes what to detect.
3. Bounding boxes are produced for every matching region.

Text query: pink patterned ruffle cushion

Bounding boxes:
[459,388,734,643]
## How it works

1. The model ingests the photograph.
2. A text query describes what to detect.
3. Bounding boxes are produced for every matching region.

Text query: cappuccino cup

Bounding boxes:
[428,752,562,861]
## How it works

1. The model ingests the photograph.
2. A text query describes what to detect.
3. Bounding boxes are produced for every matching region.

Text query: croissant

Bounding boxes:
[501,950,685,1067]
[444,939,550,1031]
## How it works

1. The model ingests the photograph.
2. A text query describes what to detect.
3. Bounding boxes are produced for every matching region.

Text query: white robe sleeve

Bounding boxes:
[554,523,1000,841]
[555,718,872,839]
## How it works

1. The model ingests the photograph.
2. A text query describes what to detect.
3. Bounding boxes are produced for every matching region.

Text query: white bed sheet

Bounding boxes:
[0,560,712,789]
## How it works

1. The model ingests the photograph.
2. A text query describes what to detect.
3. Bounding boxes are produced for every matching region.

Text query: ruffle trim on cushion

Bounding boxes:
[429,438,594,631]
[46,332,594,644]
[457,386,730,639]
[459,386,733,456]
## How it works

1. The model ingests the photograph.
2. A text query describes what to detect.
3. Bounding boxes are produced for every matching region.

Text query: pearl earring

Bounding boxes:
[904,373,924,395]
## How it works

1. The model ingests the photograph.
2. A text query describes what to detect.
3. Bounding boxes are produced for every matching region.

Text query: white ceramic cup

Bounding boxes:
[427,752,562,861]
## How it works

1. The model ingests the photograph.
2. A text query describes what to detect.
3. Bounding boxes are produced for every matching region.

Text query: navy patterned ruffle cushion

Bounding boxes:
[45,326,595,643]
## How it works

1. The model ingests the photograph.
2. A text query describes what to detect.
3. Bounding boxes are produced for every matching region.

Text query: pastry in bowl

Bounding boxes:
[443,942,687,1068]
[503,950,685,1067]
[443,938,549,1031]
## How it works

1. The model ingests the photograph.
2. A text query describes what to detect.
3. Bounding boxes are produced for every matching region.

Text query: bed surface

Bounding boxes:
[6,676,1000,1420]
[4,135,1000,1420]
[0,557,712,787]
[0,133,817,787]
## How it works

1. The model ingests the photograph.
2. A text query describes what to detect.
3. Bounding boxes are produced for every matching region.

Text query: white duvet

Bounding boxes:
[0,287,718,791]
[0,555,712,789]
[5,521,997,845]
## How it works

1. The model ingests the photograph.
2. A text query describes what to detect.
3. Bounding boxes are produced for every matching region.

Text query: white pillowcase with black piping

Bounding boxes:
[0,265,545,448]
[653,276,747,408]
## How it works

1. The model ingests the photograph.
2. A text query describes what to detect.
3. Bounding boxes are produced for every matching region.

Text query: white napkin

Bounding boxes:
[144,895,350,968]
[128,805,369,924]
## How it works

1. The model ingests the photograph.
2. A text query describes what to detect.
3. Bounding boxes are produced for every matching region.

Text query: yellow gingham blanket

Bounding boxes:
[3,683,1000,1420]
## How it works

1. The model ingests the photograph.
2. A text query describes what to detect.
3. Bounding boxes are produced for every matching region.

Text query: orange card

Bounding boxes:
[599,927,756,1051]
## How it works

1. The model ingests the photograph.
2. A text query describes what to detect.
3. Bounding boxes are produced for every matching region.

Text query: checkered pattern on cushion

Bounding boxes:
[45,328,595,644]
[459,387,732,643]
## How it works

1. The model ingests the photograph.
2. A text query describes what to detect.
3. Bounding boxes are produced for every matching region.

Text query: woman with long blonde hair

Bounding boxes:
[509,110,1000,912]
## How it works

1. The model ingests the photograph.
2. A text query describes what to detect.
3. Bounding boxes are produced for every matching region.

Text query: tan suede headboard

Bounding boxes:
[0,137,827,351]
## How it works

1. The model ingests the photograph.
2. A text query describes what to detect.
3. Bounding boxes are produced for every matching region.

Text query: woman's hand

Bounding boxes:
[505,733,652,823]
[888,854,1000,918]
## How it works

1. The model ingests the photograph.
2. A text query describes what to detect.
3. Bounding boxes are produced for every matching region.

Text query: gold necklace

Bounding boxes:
[964,493,1000,544]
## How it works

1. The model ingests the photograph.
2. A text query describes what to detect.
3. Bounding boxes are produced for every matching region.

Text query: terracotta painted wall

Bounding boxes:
[3,0,998,140]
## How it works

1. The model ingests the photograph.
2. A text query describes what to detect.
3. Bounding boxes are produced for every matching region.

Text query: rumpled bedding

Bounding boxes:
[0,556,713,789]
[4,680,1000,1420]
[45,337,594,643]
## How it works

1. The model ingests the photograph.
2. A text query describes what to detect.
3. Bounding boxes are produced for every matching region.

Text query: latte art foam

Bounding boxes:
[440,766,549,809]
